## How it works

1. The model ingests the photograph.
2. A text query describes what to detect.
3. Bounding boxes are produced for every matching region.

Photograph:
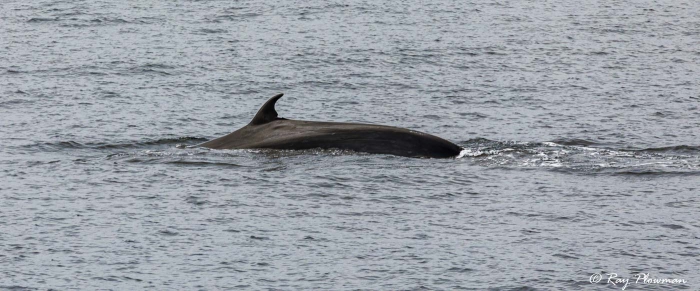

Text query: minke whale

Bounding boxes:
[200,93,463,158]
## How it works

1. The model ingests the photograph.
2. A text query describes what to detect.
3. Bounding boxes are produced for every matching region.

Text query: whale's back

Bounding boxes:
[199,93,462,158]
[203,120,462,158]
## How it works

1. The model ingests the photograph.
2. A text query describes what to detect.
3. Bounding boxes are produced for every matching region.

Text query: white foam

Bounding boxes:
[456,148,470,159]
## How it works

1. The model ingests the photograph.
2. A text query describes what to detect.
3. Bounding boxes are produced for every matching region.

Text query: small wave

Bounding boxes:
[458,112,489,119]
[142,63,176,70]
[26,137,207,151]
[553,253,579,260]
[197,28,228,34]
[54,10,86,17]
[27,17,59,23]
[132,68,171,76]
[0,99,34,107]
[124,64,177,76]
[548,138,597,146]
[603,169,700,177]
[164,160,244,167]
[4,65,107,77]
[100,137,207,149]
[215,12,262,21]
[52,15,138,27]
[630,145,700,154]
[0,285,35,291]
[89,17,129,24]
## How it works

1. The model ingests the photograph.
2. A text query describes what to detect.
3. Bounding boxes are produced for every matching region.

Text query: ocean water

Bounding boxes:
[1,0,699,290]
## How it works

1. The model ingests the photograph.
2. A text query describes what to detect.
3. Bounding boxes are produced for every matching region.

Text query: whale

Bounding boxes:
[199,93,463,158]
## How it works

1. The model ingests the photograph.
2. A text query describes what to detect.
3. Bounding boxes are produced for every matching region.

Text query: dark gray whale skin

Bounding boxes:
[200,94,463,158]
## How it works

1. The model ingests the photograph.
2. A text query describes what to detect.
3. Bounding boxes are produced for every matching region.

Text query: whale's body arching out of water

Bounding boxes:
[200,94,463,158]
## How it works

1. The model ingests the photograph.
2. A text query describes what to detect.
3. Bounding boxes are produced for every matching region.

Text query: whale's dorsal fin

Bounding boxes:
[249,93,284,125]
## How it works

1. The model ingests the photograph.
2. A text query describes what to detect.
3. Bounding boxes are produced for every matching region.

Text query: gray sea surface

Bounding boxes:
[1,0,699,290]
